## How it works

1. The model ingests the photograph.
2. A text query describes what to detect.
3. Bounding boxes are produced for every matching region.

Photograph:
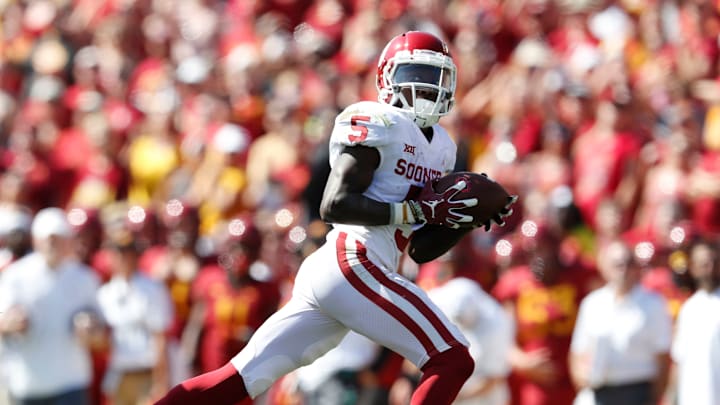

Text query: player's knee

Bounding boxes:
[423,345,474,381]
[448,346,474,381]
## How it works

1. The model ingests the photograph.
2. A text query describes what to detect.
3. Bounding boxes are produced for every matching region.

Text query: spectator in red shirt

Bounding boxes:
[627,201,696,322]
[140,200,204,340]
[571,87,644,230]
[492,221,597,405]
[686,147,720,236]
[182,216,280,374]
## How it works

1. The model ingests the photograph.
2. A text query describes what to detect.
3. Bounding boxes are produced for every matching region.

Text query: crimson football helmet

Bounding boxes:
[376,31,457,128]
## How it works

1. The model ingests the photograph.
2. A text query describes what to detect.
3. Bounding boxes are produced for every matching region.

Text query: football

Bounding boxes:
[432,171,513,227]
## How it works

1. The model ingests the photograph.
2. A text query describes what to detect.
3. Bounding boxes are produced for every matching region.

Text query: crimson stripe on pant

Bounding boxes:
[335,232,459,357]
[352,238,461,347]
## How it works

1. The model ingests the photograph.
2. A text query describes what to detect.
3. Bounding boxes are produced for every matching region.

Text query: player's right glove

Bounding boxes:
[480,194,518,231]
[391,179,478,229]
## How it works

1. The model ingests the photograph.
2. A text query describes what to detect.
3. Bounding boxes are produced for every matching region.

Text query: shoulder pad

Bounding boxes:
[336,102,397,127]
[331,102,399,148]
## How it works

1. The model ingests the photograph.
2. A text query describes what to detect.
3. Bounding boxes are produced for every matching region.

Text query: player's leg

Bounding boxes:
[155,362,249,405]
[409,345,474,404]
[320,232,474,405]
[156,296,347,405]
[230,295,348,398]
[155,245,350,405]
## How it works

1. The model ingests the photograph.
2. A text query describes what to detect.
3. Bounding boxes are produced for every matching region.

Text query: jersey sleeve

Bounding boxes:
[671,301,690,362]
[145,279,174,332]
[479,306,514,377]
[0,268,15,312]
[328,104,394,167]
[570,297,592,354]
[648,294,672,353]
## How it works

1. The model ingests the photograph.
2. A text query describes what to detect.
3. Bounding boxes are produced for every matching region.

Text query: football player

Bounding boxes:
[156,30,516,405]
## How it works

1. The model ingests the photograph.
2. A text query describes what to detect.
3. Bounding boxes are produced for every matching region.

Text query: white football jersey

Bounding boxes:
[327,101,457,271]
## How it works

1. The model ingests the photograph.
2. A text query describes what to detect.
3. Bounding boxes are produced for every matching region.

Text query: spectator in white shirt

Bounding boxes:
[427,274,514,405]
[0,207,105,405]
[671,237,720,405]
[97,233,173,405]
[569,239,672,405]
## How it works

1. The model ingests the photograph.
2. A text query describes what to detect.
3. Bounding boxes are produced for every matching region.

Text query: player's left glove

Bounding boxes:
[391,178,478,229]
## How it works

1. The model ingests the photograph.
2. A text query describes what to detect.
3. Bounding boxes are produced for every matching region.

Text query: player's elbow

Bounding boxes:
[320,194,349,223]
[319,203,336,223]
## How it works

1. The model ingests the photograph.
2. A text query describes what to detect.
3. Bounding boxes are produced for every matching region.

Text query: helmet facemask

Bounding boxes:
[378,49,456,128]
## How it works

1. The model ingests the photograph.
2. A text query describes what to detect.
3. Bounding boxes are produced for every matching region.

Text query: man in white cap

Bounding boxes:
[0,207,106,405]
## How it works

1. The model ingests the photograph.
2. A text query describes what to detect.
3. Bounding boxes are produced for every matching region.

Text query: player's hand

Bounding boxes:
[515,348,559,386]
[148,380,171,404]
[73,311,106,348]
[0,305,30,334]
[480,194,518,231]
[410,178,478,229]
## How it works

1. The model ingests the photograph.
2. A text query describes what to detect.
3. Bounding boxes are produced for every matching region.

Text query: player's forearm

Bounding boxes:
[179,302,206,366]
[652,352,671,403]
[152,332,171,393]
[320,145,388,225]
[568,352,590,390]
[320,191,394,225]
[408,225,472,263]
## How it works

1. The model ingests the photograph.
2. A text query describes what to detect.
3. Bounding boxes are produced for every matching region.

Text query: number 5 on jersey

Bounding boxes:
[348,115,371,143]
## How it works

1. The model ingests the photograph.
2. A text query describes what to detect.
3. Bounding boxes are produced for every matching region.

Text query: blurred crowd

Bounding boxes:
[1,0,720,404]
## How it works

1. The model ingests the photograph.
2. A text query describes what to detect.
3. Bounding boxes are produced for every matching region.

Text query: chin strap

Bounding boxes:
[414,115,439,128]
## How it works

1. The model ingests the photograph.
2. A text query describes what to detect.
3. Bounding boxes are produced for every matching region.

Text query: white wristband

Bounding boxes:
[390,202,407,224]
[390,201,422,224]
